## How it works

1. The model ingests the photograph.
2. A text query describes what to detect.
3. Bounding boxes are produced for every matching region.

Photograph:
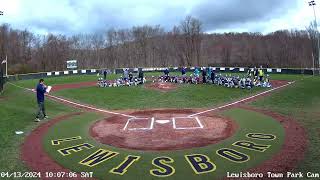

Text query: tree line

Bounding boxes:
[0,16,318,74]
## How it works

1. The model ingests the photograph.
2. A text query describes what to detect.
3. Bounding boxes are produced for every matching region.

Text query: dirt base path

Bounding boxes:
[225,105,307,179]
[225,105,308,179]
[21,112,96,180]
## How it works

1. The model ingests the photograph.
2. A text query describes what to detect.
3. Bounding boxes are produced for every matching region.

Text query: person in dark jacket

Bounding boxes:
[103,69,107,80]
[181,67,186,76]
[254,67,259,80]
[202,67,207,83]
[35,79,48,122]
[211,68,216,84]
[164,68,170,82]
[138,68,144,84]
[181,67,187,83]
[129,72,133,82]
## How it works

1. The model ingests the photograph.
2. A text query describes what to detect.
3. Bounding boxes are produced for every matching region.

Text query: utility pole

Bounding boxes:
[5,55,7,77]
[309,0,320,75]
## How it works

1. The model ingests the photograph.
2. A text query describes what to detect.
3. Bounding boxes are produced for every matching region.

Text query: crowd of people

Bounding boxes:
[97,69,146,87]
[154,66,272,89]
[214,73,271,89]
[97,66,272,89]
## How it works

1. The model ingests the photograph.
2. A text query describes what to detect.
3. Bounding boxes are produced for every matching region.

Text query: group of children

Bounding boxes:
[98,66,272,89]
[156,67,214,84]
[97,69,146,88]
[214,74,271,89]
[247,66,265,82]
[155,67,272,89]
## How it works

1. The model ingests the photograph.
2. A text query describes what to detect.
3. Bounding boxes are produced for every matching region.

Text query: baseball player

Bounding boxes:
[210,68,215,84]
[164,68,170,82]
[103,69,107,80]
[181,67,187,83]
[194,67,200,83]
[202,67,207,83]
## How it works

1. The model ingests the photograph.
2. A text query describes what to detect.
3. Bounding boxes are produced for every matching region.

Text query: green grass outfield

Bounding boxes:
[53,83,264,110]
[0,73,319,179]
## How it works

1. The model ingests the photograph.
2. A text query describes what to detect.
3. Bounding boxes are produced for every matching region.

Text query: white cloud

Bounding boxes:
[211,0,320,34]
[0,0,319,35]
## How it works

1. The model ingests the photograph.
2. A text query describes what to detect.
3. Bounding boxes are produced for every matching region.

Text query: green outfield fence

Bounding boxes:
[3,67,319,82]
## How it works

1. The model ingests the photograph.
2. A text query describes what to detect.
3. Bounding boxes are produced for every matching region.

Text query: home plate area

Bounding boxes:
[124,116,203,131]
[90,109,237,151]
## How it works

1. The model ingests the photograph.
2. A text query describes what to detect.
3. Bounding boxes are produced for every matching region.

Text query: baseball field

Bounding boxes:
[0,72,319,179]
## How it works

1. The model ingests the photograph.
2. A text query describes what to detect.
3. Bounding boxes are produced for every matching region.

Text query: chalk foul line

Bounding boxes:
[46,94,136,118]
[7,82,135,118]
[188,81,295,117]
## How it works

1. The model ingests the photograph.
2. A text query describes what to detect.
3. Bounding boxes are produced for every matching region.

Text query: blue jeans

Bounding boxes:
[36,101,46,119]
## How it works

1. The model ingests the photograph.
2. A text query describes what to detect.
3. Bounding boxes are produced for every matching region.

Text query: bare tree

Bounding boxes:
[0,19,317,74]
[179,16,203,66]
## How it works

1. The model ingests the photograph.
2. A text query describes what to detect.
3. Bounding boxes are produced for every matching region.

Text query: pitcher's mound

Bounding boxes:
[90,109,237,151]
[144,82,177,92]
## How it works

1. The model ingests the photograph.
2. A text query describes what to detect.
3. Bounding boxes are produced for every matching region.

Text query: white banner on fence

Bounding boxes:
[267,68,273,73]
[54,72,60,75]
[67,60,77,69]
[91,69,96,73]
[142,68,154,71]
[81,70,86,74]
[220,67,226,71]
[47,72,52,76]
[174,67,179,70]
[239,68,245,72]
[73,70,78,74]
[64,71,69,75]
[276,69,282,73]
[190,67,195,70]
[156,67,166,71]
[229,67,235,71]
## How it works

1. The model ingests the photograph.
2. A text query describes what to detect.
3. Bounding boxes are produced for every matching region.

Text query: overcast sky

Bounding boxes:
[0,0,318,35]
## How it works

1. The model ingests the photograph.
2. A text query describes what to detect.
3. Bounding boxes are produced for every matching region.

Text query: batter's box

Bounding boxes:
[172,117,204,130]
[123,117,154,131]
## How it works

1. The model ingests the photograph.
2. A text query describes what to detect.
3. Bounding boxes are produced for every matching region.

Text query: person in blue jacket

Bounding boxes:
[35,79,48,122]
[181,67,187,83]
[103,69,107,80]
[164,68,170,82]
[194,67,200,83]
[181,67,186,75]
